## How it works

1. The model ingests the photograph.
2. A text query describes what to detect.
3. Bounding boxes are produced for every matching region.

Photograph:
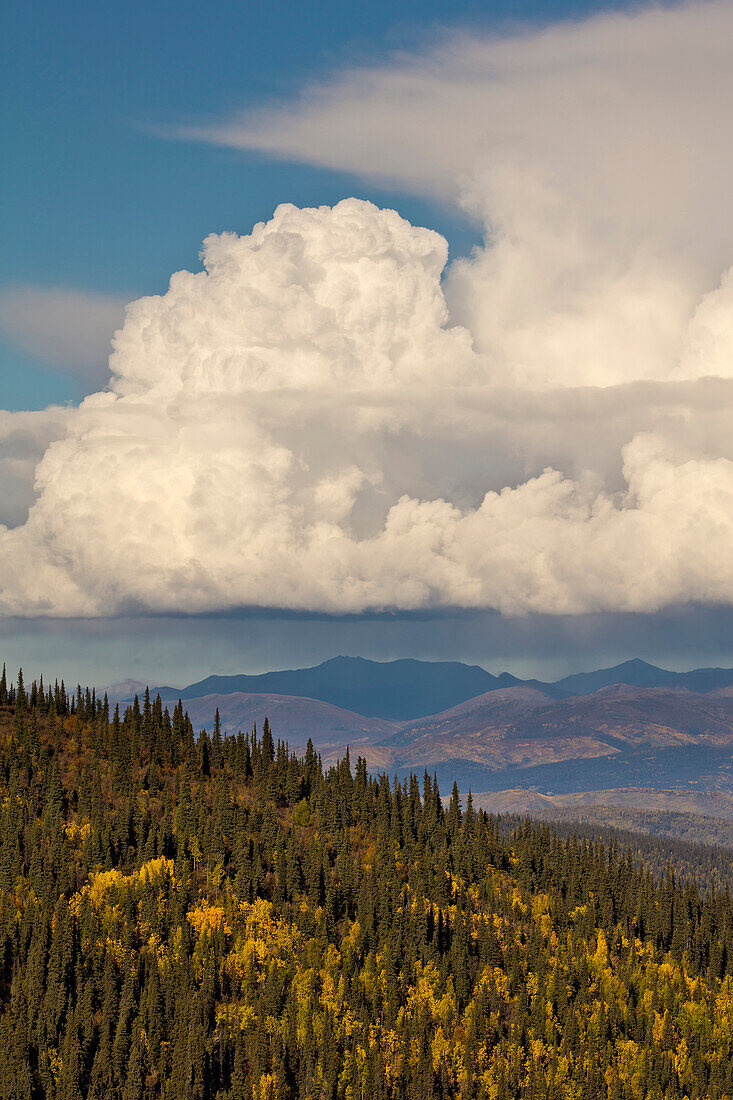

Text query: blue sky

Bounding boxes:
[2,0,627,409]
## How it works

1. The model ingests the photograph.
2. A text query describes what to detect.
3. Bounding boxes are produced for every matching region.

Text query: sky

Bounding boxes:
[3,0,733,686]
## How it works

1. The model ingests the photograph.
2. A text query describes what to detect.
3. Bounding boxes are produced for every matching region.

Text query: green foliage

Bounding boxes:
[0,673,731,1098]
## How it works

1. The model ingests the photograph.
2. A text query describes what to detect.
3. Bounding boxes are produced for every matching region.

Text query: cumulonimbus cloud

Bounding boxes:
[3,2,733,618]
[1,198,733,618]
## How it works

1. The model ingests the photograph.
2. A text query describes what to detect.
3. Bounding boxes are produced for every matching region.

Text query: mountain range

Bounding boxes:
[147,657,518,719]
[107,655,733,718]
[105,656,733,796]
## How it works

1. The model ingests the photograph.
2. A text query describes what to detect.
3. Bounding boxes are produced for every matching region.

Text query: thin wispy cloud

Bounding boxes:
[0,286,128,385]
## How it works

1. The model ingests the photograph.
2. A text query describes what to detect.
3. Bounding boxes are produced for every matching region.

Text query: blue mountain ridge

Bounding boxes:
[144,655,733,722]
[155,656,516,720]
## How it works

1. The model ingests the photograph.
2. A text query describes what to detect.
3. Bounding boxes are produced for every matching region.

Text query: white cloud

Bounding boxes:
[0,286,127,384]
[1,198,733,617]
[3,2,733,618]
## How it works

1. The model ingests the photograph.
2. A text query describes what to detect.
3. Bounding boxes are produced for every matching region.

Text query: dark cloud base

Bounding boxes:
[1,603,732,689]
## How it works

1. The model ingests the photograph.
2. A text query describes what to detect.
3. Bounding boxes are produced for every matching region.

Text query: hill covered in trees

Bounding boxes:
[1,668,733,1098]
[472,789,733,854]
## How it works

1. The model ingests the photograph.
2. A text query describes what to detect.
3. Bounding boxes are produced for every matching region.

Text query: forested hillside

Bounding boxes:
[492,815,733,893]
[1,669,733,1099]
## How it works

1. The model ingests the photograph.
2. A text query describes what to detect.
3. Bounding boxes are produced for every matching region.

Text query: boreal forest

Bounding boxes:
[0,667,732,1099]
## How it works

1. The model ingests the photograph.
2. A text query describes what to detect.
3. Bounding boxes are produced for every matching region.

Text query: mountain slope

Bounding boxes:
[181,691,396,747]
[157,655,514,720]
[378,684,733,757]
[381,685,555,748]
[553,658,677,696]
[505,684,733,745]
[325,683,733,794]
[554,658,733,697]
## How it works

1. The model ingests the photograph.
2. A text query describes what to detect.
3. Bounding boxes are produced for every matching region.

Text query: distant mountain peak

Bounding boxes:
[152,655,500,720]
[107,656,733,730]
[615,657,666,672]
[555,658,677,697]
